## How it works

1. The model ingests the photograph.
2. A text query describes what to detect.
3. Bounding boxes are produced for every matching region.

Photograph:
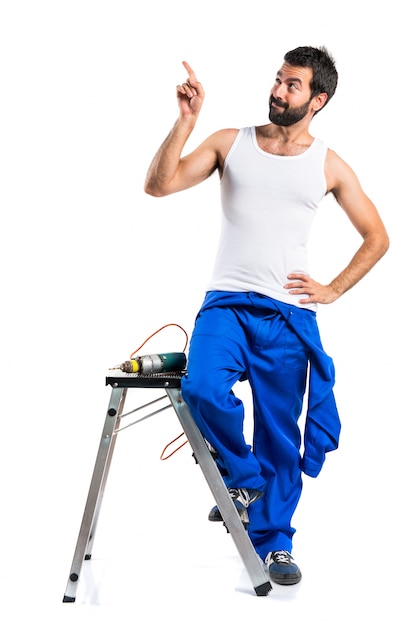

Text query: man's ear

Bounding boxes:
[312,92,328,113]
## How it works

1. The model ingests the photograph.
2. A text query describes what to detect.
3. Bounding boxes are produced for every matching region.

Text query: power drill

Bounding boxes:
[111,352,187,375]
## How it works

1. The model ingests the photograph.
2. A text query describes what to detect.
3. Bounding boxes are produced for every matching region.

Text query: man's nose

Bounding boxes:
[271,83,286,100]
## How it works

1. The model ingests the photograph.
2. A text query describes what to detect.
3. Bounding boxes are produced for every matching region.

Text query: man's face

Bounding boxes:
[269,63,314,127]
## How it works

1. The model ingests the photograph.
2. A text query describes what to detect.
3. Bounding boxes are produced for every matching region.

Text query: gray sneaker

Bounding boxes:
[265,550,302,585]
[208,487,263,529]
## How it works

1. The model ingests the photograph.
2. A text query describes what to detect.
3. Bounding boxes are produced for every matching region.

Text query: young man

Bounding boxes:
[144,46,389,585]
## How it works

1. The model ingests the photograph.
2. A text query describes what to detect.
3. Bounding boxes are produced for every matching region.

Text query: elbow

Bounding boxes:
[144,169,176,196]
[371,231,390,264]
[380,231,390,258]
[363,229,390,265]
[144,183,163,198]
[143,179,168,198]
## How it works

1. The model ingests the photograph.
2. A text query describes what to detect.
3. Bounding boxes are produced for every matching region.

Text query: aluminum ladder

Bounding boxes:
[62,371,272,602]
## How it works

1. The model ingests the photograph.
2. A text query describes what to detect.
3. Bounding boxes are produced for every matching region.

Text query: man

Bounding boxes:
[144,46,389,585]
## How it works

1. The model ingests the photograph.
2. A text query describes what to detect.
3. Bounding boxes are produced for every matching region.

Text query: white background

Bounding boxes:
[1,1,416,624]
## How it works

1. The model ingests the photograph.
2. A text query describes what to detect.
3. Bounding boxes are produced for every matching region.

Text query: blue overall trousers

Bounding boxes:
[181,291,340,559]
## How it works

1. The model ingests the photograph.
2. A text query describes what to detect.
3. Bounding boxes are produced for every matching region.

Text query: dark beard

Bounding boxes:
[269,95,312,127]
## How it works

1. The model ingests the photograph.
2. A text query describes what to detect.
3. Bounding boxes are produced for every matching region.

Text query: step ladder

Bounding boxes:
[62,371,272,602]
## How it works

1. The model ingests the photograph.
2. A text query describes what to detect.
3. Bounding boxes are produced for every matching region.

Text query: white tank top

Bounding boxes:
[207,126,328,310]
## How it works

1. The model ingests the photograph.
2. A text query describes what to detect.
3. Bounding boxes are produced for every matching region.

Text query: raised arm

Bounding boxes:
[285,149,390,304]
[144,61,219,197]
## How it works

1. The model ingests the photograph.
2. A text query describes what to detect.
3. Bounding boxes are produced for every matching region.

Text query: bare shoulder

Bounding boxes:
[206,128,240,167]
[324,148,360,193]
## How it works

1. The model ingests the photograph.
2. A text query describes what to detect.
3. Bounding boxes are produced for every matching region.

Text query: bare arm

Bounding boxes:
[285,149,390,304]
[144,61,220,197]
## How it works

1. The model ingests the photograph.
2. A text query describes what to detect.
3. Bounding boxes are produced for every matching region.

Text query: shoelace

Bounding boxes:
[271,550,292,564]
[228,488,253,507]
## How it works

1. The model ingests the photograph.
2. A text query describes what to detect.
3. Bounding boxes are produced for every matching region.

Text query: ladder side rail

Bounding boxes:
[85,386,129,556]
[63,386,127,602]
[166,387,271,596]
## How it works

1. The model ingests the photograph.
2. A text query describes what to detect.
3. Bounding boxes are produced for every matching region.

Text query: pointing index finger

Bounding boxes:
[182,60,198,85]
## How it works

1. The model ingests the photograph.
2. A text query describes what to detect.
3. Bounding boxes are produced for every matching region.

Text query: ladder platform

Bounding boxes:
[106,372,183,388]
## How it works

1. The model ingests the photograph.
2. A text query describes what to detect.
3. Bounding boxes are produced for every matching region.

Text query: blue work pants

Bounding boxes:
[181,292,313,558]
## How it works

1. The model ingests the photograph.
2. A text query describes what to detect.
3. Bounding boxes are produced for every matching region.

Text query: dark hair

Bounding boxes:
[284,46,338,113]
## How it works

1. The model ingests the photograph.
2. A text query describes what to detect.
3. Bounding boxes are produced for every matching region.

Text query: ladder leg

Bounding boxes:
[166,387,272,596]
[62,386,127,602]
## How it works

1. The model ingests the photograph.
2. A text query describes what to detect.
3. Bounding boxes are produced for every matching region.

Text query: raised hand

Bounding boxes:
[176,61,205,117]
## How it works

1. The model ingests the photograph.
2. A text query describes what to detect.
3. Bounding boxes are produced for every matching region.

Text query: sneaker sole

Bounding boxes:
[269,572,302,586]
